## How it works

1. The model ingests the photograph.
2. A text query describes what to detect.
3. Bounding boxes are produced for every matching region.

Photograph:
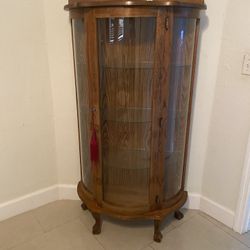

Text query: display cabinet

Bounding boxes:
[65,0,206,242]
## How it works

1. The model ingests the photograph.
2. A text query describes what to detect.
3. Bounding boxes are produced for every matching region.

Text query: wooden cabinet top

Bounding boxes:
[65,0,206,10]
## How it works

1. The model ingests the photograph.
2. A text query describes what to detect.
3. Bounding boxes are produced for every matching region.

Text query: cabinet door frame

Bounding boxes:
[149,7,173,210]
[86,7,160,212]
[82,6,201,213]
[71,16,95,193]
[84,9,104,206]
[161,8,201,205]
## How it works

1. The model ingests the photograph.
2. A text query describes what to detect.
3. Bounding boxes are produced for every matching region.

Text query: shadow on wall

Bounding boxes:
[185,9,209,188]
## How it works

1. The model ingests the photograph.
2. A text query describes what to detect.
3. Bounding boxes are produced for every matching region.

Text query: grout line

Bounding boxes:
[139,241,154,250]
[31,211,48,234]
[93,235,106,250]
[77,210,95,234]
[29,201,83,235]
[170,211,199,230]
[5,213,46,250]
[146,212,201,247]
[215,227,250,248]
[33,212,77,234]
[77,209,107,249]
[198,213,250,249]
[5,202,249,250]
[144,245,155,250]
[78,211,158,250]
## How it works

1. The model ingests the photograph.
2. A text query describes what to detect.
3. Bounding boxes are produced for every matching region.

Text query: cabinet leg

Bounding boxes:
[91,212,102,235]
[81,203,88,211]
[153,220,163,243]
[174,210,184,220]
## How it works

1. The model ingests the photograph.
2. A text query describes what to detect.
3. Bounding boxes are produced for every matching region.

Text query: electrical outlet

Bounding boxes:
[242,54,250,76]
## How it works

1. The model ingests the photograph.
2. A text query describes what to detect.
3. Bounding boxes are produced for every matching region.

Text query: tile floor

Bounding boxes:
[0,200,250,250]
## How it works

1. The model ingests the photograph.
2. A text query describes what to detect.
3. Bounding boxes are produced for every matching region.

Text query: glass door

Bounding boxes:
[72,19,93,193]
[164,17,197,200]
[97,16,156,207]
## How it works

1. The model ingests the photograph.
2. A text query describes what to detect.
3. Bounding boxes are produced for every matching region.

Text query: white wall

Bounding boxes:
[201,0,250,211]
[186,0,229,194]
[43,0,81,184]
[0,1,57,203]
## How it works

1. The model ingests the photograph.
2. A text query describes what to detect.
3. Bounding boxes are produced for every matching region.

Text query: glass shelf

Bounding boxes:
[98,16,156,207]
[103,182,149,207]
[164,17,196,201]
[101,61,154,69]
[102,145,150,152]
[102,147,150,170]
[170,64,192,68]
[101,121,151,150]
[102,107,151,123]
[103,167,149,185]
[72,19,92,192]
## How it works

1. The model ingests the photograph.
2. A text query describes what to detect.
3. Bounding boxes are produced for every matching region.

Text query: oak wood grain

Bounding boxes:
[68,5,204,243]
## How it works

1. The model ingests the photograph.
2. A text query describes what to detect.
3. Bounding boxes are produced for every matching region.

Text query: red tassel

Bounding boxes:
[90,129,99,163]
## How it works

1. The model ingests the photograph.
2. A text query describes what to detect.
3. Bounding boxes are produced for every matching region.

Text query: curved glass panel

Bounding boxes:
[72,19,92,192]
[98,17,156,207]
[164,18,196,200]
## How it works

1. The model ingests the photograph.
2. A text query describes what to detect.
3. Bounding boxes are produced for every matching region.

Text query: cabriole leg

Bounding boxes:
[174,210,184,220]
[153,220,163,243]
[91,212,102,235]
[81,203,87,211]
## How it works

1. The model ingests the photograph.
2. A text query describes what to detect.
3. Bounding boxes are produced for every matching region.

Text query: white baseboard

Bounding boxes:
[200,196,235,228]
[248,215,250,231]
[185,193,201,210]
[58,184,78,200]
[233,134,250,234]
[186,193,235,229]
[0,185,59,222]
[0,185,77,222]
[0,186,235,230]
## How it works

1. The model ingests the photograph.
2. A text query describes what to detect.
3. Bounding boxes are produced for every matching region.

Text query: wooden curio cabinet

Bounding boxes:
[65,0,206,242]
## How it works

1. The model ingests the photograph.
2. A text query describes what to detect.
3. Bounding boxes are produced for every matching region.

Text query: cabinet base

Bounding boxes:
[77,182,187,243]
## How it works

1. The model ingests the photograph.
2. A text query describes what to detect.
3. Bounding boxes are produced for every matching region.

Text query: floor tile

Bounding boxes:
[142,246,155,250]
[0,211,43,249]
[80,209,177,235]
[93,217,157,250]
[171,208,198,227]
[78,209,95,232]
[3,201,250,250]
[157,214,176,234]
[234,233,250,248]
[78,207,185,249]
[32,200,82,232]
[58,218,104,250]
[151,214,249,250]
[199,211,250,248]
[10,219,104,250]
